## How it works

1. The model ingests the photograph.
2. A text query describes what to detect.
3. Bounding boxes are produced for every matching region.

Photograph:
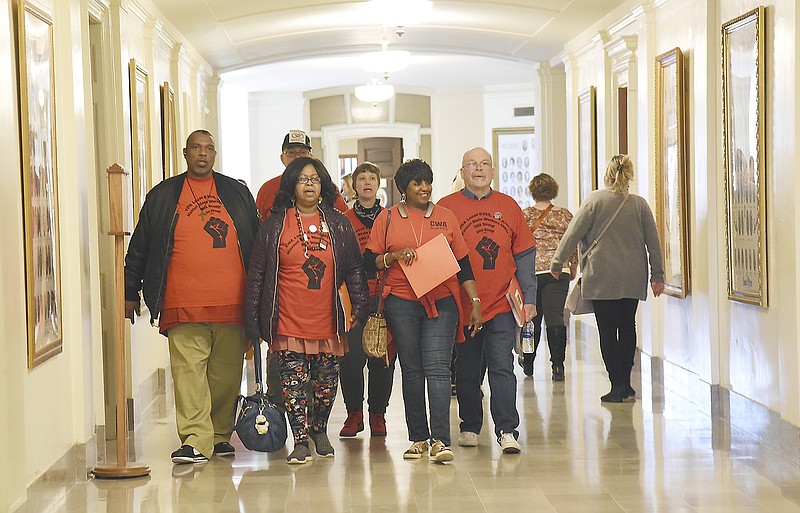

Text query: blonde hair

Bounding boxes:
[604,154,634,193]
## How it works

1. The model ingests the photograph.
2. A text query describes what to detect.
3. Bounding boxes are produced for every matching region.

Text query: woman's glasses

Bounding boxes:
[297,176,321,184]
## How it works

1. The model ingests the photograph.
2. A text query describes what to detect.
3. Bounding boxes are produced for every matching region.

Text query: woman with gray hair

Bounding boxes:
[550,155,665,403]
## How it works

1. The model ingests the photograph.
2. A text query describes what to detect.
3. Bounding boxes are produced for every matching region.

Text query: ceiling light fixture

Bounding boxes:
[355,76,395,103]
[362,42,410,78]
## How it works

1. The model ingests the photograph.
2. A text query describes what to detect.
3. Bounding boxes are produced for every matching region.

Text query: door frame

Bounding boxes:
[321,122,420,172]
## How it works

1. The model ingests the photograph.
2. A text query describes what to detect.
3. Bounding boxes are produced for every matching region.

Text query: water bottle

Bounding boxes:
[521,321,535,354]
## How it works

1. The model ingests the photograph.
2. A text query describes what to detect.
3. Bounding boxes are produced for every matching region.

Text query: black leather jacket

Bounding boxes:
[124,172,260,325]
[243,203,370,344]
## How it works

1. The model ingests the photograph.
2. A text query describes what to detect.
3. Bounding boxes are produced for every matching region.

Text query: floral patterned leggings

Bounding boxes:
[277,350,340,445]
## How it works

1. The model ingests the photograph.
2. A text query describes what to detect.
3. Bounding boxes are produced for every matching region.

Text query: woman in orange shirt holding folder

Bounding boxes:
[365,159,482,463]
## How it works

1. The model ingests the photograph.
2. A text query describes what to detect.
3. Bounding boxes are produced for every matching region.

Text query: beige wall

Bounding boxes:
[561,0,800,426]
[0,0,29,507]
[0,0,215,509]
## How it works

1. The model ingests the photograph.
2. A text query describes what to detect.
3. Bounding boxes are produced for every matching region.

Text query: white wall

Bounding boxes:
[430,91,485,201]
[218,81,252,185]
[248,91,306,191]
[561,0,800,428]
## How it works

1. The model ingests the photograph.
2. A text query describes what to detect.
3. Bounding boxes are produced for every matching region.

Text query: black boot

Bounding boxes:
[547,326,567,381]
[601,386,626,403]
[522,353,534,376]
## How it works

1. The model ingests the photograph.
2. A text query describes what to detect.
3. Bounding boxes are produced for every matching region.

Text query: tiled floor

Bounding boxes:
[17,334,800,512]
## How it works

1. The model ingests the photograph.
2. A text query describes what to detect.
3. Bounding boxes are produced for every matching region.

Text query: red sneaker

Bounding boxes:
[339,410,364,437]
[369,413,387,437]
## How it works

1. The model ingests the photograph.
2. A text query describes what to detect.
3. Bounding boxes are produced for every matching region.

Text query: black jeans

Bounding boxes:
[339,296,395,413]
[592,298,639,388]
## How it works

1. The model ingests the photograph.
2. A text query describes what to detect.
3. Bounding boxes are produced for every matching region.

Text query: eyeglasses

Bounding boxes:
[297,176,321,184]
[284,149,311,158]
[463,160,492,170]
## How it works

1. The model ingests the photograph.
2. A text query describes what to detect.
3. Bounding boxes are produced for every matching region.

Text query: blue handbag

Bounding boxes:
[232,340,287,452]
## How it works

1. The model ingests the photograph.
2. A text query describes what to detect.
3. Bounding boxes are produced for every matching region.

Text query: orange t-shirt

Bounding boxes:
[160,176,246,332]
[276,209,337,339]
[256,174,349,219]
[345,208,379,296]
[365,204,469,302]
[438,190,536,322]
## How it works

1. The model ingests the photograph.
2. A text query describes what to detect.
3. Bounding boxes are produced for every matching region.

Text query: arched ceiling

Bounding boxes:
[152,0,630,92]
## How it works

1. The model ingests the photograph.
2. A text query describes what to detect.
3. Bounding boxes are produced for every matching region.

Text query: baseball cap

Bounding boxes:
[282,130,312,151]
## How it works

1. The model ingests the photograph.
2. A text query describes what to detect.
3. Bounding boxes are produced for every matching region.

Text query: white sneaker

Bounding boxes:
[498,433,521,454]
[457,431,479,447]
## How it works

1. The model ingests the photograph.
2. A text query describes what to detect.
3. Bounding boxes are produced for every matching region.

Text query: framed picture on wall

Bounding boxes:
[160,81,178,179]
[577,86,597,204]
[492,127,537,209]
[129,59,151,224]
[18,1,63,368]
[722,7,767,307]
[655,47,690,298]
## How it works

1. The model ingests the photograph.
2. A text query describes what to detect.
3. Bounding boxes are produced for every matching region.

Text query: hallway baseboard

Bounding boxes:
[640,352,800,475]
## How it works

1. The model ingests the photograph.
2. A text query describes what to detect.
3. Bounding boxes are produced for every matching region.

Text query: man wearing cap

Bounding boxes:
[438,146,537,455]
[255,130,348,218]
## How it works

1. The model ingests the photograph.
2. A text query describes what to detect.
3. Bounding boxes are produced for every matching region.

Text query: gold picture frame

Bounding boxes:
[655,47,690,298]
[722,7,767,307]
[578,86,597,204]
[160,81,178,179]
[492,127,537,209]
[129,59,151,224]
[18,1,63,368]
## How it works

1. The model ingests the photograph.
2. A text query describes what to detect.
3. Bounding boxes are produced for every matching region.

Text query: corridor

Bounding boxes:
[17,331,800,513]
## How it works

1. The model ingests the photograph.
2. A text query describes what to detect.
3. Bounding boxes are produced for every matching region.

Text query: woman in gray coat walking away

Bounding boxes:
[550,155,665,403]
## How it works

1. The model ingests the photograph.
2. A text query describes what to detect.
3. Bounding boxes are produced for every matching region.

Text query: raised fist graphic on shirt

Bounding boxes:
[476,236,499,270]
[204,217,229,248]
[302,254,327,289]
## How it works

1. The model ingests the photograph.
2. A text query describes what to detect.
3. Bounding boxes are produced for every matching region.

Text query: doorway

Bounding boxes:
[89,12,121,438]
[358,137,402,207]
[617,87,628,154]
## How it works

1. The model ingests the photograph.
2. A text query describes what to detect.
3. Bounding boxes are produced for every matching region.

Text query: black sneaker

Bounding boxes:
[171,445,209,464]
[213,442,235,457]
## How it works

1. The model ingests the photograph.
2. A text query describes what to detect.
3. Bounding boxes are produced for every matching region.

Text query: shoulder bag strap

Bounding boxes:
[530,203,554,232]
[375,209,392,315]
[251,339,265,394]
[579,195,629,261]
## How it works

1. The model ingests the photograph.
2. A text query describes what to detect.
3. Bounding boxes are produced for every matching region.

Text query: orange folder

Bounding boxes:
[399,233,461,298]
[339,284,352,331]
[506,275,525,327]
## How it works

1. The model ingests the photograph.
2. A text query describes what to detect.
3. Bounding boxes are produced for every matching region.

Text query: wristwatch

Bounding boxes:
[470,297,481,303]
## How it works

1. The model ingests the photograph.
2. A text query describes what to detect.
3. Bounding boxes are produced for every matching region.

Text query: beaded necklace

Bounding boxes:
[294,206,329,259]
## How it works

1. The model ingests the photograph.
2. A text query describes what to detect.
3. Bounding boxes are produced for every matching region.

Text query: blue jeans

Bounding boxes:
[384,295,458,446]
[454,311,519,438]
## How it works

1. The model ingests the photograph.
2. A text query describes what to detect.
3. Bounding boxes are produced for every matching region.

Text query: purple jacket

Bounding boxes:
[243,203,370,344]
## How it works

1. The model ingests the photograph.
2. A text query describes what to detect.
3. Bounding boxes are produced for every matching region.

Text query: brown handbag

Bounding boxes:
[362,210,391,359]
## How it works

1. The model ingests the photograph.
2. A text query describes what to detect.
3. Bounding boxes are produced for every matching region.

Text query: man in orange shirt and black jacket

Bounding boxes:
[124,129,259,465]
